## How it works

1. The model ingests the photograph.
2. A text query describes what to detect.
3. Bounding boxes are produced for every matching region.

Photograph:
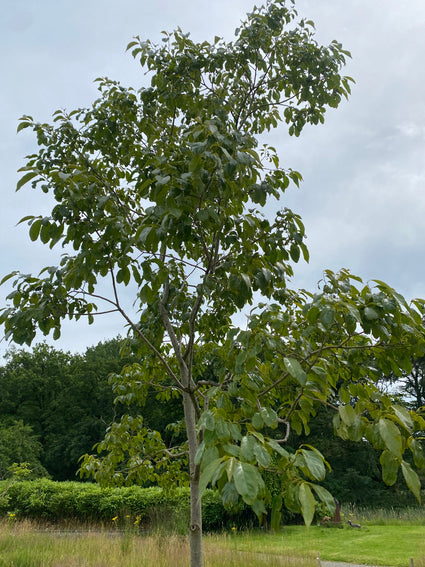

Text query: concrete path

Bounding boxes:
[320,561,393,567]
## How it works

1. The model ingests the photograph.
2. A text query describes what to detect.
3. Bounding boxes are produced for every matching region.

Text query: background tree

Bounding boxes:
[0,420,48,480]
[0,340,125,479]
[381,355,425,411]
[0,338,184,480]
[1,1,425,566]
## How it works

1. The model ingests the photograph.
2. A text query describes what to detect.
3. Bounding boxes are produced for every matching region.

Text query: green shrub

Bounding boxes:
[0,480,267,531]
[2,480,423,532]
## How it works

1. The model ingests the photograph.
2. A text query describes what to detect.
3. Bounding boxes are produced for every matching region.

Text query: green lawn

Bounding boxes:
[207,525,425,566]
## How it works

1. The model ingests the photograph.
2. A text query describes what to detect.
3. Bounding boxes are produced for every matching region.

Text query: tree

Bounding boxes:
[1,1,425,565]
[382,355,425,411]
[0,420,48,480]
[0,338,182,480]
[0,340,130,480]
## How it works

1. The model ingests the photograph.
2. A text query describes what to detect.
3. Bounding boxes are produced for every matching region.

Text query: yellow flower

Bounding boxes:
[112,516,118,522]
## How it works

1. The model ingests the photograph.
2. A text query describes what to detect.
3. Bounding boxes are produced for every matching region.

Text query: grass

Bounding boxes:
[343,504,425,526]
[0,520,313,567]
[212,524,425,567]
[1,512,424,567]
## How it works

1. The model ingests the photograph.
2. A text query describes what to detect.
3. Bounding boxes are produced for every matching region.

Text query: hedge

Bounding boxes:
[0,479,258,532]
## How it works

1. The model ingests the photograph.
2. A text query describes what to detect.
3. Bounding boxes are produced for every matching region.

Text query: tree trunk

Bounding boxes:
[189,474,203,567]
[183,391,203,567]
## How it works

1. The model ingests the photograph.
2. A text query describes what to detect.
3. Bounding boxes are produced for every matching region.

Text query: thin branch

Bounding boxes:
[87,308,120,316]
[284,389,304,422]
[259,371,290,398]
[78,267,185,391]
[197,380,220,388]
[272,421,290,444]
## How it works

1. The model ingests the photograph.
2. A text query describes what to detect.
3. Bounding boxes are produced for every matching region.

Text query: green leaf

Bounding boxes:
[284,357,307,386]
[260,407,278,427]
[221,481,239,508]
[199,457,224,496]
[364,307,379,320]
[201,410,215,431]
[16,171,38,191]
[311,485,335,516]
[409,438,425,469]
[339,404,356,426]
[40,223,50,244]
[320,307,334,328]
[379,450,400,486]
[233,462,264,505]
[289,243,300,262]
[252,412,264,429]
[252,499,267,520]
[401,461,421,502]
[271,495,282,531]
[116,266,131,285]
[222,443,240,458]
[301,449,326,481]
[0,272,18,286]
[392,405,413,431]
[378,418,402,459]
[29,219,42,242]
[298,483,315,527]
[194,441,205,466]
[17,120,32,133]
[253,442,271,468]
[240,436,255,462]
[267,438,290,458]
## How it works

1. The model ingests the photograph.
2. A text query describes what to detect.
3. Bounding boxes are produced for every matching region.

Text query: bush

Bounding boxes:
[1,479,422,532]
[0,480,261,531]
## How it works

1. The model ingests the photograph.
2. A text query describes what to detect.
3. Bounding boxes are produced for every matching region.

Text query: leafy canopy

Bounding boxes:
[1,0,425,537]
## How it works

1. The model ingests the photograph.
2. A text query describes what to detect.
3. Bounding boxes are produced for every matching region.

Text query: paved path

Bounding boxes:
[320,560,393,567]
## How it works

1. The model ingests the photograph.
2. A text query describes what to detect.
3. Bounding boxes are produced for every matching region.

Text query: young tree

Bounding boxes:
[1,1,425,565]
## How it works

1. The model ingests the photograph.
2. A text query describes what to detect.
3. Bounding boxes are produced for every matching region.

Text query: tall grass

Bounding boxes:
[0,520,314,567]
[342,504,425,526]
[2,513,425,566]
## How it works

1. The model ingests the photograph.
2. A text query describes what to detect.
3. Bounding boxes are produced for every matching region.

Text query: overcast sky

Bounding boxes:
[1,0,425,357]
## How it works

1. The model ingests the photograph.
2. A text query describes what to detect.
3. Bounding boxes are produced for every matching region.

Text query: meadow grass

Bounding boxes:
[0,520,313,567]
[1,516,424,567]
[344,504,425,526]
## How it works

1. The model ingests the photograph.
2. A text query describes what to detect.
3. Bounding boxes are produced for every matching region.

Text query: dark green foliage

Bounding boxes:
[291,407,421,508]
[0,338,186,482]
[0,340,132,480]
[0,420,48,479]
[0,479,260,531]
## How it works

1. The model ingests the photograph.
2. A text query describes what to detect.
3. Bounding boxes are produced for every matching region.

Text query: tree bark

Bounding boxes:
[183,390,203,567]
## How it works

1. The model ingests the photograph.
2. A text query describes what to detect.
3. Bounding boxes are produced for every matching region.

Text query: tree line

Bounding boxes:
[0,338,182,481]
